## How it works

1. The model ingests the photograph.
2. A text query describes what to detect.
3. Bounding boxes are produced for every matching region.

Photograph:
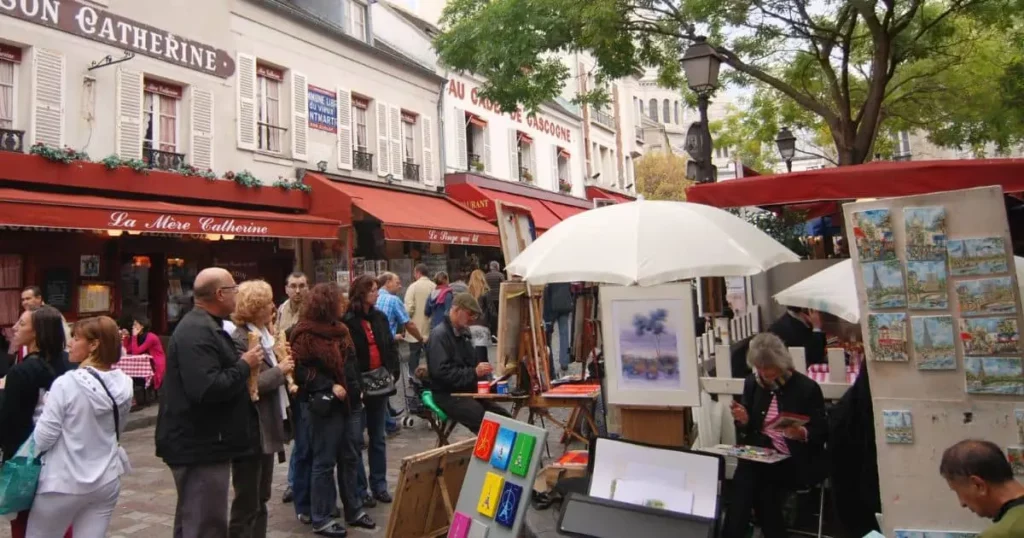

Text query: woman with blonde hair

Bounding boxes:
[227,279,295,538]
[26,315,133,538]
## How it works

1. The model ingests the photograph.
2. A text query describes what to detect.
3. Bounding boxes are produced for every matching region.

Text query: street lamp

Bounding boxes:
[776,127,797,172]
[680,36,721,184]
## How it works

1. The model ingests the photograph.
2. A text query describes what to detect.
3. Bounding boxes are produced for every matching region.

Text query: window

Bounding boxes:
[674,101,680,124]
[639,99,644,116]
[0,59,13,129]
[663,99,670,124]
[256,64,283,152]
[517,133,534,182]
[350,0,368,42]
[143,82,180,155]
[894,131,912,160]
[403,120,415,162]
[353,98,369,151]
[648,99,658,122]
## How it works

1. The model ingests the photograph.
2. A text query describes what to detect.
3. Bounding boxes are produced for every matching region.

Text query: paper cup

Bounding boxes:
[496,381,509,394]
[477,381,490,394]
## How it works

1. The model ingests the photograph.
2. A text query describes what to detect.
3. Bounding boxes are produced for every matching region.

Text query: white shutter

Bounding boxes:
[376,101,390,176]
[508,129,519,180]
[114,68,144,160]
[551,147,559,187]
[190,88,215,170]
[422,116,434,185]
[453,107,467,170]
[482,126,491,173]
[336,87,353,170]
[530,143,538,182]
[290,71,309,161]
[236,53,257,150]
[30,49,64,148]
[389,105,403,180]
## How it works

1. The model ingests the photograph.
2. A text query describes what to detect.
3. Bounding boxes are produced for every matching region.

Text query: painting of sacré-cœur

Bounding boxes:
[613,300,684,391]
[904,206,947,262]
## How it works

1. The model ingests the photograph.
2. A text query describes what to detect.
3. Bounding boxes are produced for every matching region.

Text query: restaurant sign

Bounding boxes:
[381,224,499,247]
[107,211,271,235]
[447,78,573,143]
[0,0,235,78]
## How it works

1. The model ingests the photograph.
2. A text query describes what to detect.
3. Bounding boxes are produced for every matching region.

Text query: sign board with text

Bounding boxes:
[308,85,338,133]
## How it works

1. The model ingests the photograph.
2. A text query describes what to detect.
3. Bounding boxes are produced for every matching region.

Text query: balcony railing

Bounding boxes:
[894,153,913,162]
[0,128,26,153]
[257,122,287,153]
[403,161,421,182]
[592,109,615,130]
[353,149,374,172]
[143,147,186,171]
[634,125,645,142]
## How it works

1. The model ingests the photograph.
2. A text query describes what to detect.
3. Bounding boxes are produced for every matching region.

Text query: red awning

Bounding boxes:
[317,178,500,247]
[468,113,488,128]
[558,148,571,159]
[518,132,534,144]
[542,200,586,220]
[584,185,635,204]
[685,159,1024,208]
[446,183,562,230]
[0,188,341,239]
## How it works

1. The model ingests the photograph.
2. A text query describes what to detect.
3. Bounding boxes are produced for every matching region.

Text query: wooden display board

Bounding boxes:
[845,186,1022,535]
[385,438,475,538]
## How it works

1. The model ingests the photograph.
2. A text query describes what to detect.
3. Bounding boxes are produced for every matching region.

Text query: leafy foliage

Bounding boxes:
[634,152,692,201]
[30,143,89,164]
[225,170,261,188]
[729,208,809,257]
[273,176,313,193]
[100,154,149,174]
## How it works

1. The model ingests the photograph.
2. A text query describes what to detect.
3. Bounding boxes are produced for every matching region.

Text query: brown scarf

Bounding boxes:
[289,320,352,385]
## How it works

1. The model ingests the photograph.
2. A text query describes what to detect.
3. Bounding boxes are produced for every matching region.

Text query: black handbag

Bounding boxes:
[360,367,396,398]
[308,391,334,417]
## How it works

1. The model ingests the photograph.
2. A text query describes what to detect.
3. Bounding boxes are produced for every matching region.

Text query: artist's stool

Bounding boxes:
[420,391,457,447]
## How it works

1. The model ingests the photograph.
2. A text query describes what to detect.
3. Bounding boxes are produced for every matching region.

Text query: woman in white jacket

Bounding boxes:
[26,315,134,538]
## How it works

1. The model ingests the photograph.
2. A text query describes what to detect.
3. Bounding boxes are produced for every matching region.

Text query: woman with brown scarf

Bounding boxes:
[289,283,374,537]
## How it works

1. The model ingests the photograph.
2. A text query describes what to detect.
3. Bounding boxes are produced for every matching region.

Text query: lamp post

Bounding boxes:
[681,36,722,184]
[776,127,797,172]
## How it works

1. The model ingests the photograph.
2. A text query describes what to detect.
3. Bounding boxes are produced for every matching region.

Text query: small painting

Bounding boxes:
[906,261,949,309]
[955,276,1017,316]
[490,427,517,471]
[883,410,913,444]
[473,419,499,461]
[477,471,505,518]
[905,206,947,261]
[959,317,1021,356]
[468,520,489,538]
[616,303,683,390]
[508,433,536,477]
[449,512,471,538]
[494,481,524,528]
[1008,446,1024,475]
[79,255,100,277]
[912,315,957,370]
[948,237,1009,276]
[853,209,897,261]
[893,531,978,538]
[964,357,1024,396]
[1016,409,1024,444]
[868,313,909,362]
[862,261,907,309]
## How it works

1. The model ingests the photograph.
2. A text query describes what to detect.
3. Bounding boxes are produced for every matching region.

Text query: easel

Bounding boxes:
[619,406,689,448]
[385,438,475,538]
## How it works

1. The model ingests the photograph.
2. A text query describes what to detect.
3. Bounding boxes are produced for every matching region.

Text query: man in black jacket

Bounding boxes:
[156,267,263,538]
[767,306,827,366]
[426,293,510,432]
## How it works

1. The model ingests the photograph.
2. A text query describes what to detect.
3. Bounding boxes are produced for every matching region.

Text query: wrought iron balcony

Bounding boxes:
[353,149,374,172]
[143,147,186,170]
[403,161,421,182]
[0,128,26,153]
[592,109,615,130]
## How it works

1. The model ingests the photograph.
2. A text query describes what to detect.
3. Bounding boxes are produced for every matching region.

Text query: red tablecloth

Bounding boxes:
[806,363,860,384]
[116,354,155,388]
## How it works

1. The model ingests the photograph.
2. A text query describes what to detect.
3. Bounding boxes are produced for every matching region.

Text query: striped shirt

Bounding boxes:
[763,394,790,454]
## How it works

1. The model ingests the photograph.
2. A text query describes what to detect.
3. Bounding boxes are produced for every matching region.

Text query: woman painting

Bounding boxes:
[227,280,295,538]
[27,316,133,538]
[124,315,166,390]
[723,333,827,538]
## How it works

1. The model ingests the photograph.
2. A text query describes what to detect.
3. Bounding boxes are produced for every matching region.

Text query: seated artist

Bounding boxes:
[425,292,511,433]
[722,332,827,538]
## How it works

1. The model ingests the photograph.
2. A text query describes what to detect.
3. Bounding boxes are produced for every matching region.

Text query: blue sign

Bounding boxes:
[308,85,337,133]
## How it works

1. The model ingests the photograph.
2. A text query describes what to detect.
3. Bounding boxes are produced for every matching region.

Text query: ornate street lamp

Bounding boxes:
[776,127,797,172]
[680,37,721,183]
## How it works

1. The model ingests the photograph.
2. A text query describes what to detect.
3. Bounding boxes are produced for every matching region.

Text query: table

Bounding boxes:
[805,363,860,384]
[116,354,155,388]
[451,391,600,454]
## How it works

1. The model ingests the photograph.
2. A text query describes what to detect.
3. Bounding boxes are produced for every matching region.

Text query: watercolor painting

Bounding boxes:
[907,261,949,309]
[912,315,957,370]
[964,357,1024,395]
[615,302,683,390]
[893,531,978,538]
[863,261,907,309]
[948,237,1009,277]
[868,313,909,362]
[905,206,947,261]
[1016,409,1024,444]
[959,317,1020,356]
[854,209,897,262]
[1008,446,1024,475]
[955,276,1017,316]
[883,410,914,444]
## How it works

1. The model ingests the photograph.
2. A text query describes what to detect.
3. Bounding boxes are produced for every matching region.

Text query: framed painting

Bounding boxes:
[599,284,700,407]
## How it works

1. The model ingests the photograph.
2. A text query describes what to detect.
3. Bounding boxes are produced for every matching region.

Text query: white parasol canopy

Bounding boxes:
[774,257,1024,323]
[505,200,800,286]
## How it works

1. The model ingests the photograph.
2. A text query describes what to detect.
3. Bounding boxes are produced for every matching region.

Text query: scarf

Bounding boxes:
[247,323,289,417]
[289,320,351,386]
[754,368,793,392]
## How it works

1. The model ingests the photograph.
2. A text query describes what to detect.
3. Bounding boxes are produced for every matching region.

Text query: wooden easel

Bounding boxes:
[620,406,690,448]
[385,438,475,538]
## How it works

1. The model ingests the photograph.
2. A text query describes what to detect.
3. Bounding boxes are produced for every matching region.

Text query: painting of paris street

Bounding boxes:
[964,356,1024,396]
[912,315,956,370]
[862,261,907,309]
[955,276,1017,316]
[868,313,909,362]
[948,237,1009,277]
[959,317,1020,356]
[906,261,948,310]
[905,206,947,262]
[854,209,897,262]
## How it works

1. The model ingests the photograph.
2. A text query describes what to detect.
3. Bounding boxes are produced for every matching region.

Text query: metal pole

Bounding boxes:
[698,93,713,183]
[786,159,793,173]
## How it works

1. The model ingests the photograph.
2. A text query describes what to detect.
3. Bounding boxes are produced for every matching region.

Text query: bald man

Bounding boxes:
[156,267,264,538]
[941,439,1024,538]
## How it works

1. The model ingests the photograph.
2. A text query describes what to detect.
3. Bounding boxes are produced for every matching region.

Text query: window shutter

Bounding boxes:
[236,53,257,150]
[190,88,215,170]
[336,87,353,170]
[30,48,64,148]
[551,148,559,187]
[453,106,467,170]
[508,129,518,180]
[389,105,402,180]
[114,68,143,160]
[290,71,309,161]
[482,126,491,173]
[530,143,538,181]
[376,101,389,176]
[422,116,434,185]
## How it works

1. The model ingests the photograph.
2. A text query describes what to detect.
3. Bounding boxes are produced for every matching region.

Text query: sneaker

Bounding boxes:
[313,521,348,537]
[373,490,393,504]
[361,494,377,508]
[348,513,376,529]
[297,514,312,525]
[282,486,293,504]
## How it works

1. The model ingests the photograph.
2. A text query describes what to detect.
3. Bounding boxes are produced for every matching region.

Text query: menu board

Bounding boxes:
[78,283,112,314]
[423,254,448,279]
[44,268,72,312]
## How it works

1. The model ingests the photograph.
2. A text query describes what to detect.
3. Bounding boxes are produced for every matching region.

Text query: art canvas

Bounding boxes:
[905,206,947,261]
[490,428,517,471]
[906,261,948,309]
[964,357,1024,396]
[448,512,472,538]
[883,410,914,444]
[955,276,1017,316]
[868,313,909,362]
[1008,446,1024,475]
[893,531,978,538]
[912,315,957,370]
[468,520,489,538]
[862,261,907,309]
[615,303,682,390]
[1016,409,1024,444]
[494,482,524,528]
[854,209,897,261]
[474,419,500,461]
[508,433,536,477]
[477,472,505,518]
[959,317,1020,356]
[948,237,1009,276]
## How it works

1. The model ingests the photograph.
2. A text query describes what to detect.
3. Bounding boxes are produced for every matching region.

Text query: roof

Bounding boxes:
[387,2,439,36]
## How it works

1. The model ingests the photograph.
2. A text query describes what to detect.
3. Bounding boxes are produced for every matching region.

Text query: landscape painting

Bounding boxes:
[883,410,914,444]
[906,261,949,310]
[1017,409,1024,444]
[862,261,907,309]
[613,299,684,391]
[854,209,897,262]
[912,315,956,370]
[868,313,909,362]
[894,531,978,538]
[1008,446,1024,475]
[959,317,1020,356]
[955,276,1017,316]
[964,357,1024,396]
[905,206,947,261]
[948,237,1009,276]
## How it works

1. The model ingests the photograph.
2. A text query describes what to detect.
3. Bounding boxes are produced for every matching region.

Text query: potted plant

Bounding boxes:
[472,160,485,172]
[558,179,572,193]
[522,170,534,183]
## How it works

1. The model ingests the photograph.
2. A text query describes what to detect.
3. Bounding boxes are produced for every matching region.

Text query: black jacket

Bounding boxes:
[543,283,573,322]
[0,353,70,461]
[155,308,259,466]
[767,312,827,365]
[287,324,364,414]
[426,316,479,394]
[342,308,399,378]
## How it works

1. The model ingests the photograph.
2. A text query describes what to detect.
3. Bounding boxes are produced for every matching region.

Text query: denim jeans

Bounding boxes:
[291,402,314,519]
[335,412,366,522]
[361,397,389,496]
[554,313,571,369]
[407,342,424,376]
[287,400,303,490]
[309,410,345,528]
[352,408,369,500]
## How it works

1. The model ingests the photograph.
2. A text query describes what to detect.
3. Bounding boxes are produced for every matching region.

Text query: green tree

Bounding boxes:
[435,0,1016,165]
[634,152,692,201]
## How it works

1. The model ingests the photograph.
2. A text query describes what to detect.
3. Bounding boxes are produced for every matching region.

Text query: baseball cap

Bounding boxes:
[452,292,483,317]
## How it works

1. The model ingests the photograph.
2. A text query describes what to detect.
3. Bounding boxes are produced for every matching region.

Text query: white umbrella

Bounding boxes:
[506,200,800,286]
[773,257,1024,323]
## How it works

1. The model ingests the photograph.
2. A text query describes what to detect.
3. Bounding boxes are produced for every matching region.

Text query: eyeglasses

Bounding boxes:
[219,285,239,294]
